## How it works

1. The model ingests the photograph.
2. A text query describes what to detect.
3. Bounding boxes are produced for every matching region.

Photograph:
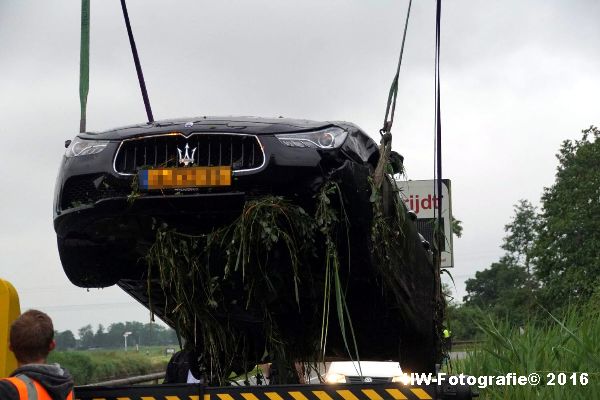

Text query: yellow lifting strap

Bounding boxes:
[0,278,21,377]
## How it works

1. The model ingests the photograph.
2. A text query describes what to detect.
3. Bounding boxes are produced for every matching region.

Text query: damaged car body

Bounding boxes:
[54,117,378,287]
[54,116,440,377]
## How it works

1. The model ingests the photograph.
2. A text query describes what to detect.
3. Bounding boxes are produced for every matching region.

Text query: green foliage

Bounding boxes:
[444,303,482,341]
[463,260,530,325]
[48,348,168,385]
[316,182,361,367]
[461,126,600,322]
[146,177,426,383]
[371,175,444,362]
[55,330,77,350]
[56,322,177,350]
[451,218,463,238]
[534,126,600,308]
[147,195,320,384]
[78,325,95,349]
[455,307,600,399]
[370,178,418,312]
[502,199,539,274]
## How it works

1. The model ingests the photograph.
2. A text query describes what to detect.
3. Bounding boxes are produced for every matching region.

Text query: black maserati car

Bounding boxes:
[54,116,441,373]
[54,116,380,287]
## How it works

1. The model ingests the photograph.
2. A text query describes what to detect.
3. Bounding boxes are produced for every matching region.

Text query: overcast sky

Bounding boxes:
[1,0,599,334]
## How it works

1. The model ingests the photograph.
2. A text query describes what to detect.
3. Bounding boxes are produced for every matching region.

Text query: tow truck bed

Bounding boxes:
[74,381,473,400]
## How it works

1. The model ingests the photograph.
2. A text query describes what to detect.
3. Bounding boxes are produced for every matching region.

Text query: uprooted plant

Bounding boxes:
[146,196,319,384]
[145,160,443,383]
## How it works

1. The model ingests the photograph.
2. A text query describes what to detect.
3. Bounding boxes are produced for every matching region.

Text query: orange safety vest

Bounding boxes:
[1,374,74,400]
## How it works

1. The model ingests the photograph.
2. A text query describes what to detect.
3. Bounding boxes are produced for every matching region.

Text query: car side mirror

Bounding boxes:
[65,140,72,148]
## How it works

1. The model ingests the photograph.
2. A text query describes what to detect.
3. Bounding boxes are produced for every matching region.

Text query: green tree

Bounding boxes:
[94,324,108,348]
[451,218,463,238]
[78,324,95,349]
[106,322,126,348]
[463,259,529,324]
[55,330,77,350]
[124,321,145,347]
[502,199,539,276]
[533,126,600,308]
[445,303,481,340]
[502,199,540,315]
[139,322,176,346]
[159,326,179,345]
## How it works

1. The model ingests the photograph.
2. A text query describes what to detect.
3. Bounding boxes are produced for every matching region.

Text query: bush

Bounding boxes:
[48,349,168,385]
[445,304,484,341]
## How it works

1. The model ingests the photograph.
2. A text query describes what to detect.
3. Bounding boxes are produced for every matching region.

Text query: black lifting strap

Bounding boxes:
[381,0,412,135]
[434,0,443,234]
[120,0,154,123]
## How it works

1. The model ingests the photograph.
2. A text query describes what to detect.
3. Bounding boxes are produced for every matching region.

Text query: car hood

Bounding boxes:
[79,116,342,140]
[327,361,403,377]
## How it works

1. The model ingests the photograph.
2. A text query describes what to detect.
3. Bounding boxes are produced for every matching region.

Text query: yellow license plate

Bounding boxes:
[139,166,232,190]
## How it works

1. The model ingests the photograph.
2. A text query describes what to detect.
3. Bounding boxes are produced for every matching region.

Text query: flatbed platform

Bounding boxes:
[74,381,474,400]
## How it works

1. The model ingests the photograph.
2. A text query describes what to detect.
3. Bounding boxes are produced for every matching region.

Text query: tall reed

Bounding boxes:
[454,307,599,399]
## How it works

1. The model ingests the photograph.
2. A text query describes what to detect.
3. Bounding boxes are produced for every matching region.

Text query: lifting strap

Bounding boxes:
[432,0,446,353]
[380,0,412,136]
[434,0,443,248]
[79,0,90,133]
[120,0,155,123]
[79,0,155,130]
[373,0,412,189]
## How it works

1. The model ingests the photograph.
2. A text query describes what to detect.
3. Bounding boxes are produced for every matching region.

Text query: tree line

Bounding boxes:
[448,126,600,339]
[54,321,178,350]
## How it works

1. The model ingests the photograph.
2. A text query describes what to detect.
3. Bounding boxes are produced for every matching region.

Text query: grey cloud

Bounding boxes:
[1,0,598,329]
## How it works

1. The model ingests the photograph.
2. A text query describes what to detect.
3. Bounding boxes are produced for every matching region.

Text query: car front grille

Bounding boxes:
[346,376,393,384]
[114,134,264,174]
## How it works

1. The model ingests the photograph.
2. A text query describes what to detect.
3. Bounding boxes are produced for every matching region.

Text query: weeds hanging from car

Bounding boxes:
[127,173,141,205]
[146,196,318,384]
[369,175,414,304]
[369,166,446,363]
[221,196,316,304]
[145,162,442,383]
[145,186,366,383]
[315,182,361,370]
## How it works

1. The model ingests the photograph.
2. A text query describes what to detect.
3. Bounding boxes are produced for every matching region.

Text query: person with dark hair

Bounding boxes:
[0,310,74,400]
[163,346,205,384]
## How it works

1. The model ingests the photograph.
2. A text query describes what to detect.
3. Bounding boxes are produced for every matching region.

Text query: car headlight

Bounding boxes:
[276,127,348,149]
[325,372,347,384]
[65,137,109,157]
[392,373,411,385]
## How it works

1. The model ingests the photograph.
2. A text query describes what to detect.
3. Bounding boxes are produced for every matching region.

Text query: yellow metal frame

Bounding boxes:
[0,278,21,377]
[74,383,437,400]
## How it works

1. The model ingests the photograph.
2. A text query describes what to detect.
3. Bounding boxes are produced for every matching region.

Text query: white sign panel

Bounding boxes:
[395,179,454,268]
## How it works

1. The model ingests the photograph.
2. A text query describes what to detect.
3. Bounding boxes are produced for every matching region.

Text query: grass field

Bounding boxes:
[49,346,173,385]
[453,307,600,399]
[48,308,600,396]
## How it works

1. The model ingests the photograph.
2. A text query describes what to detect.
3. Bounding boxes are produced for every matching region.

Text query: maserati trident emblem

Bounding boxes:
[177,143,197,166]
